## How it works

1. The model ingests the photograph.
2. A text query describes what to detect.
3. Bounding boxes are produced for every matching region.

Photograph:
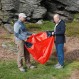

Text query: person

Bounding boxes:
[14,13,35,72]
[52,14,66,69]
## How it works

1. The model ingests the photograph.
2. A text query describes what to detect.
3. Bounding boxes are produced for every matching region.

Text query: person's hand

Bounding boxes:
[32,33,35,35]
[24,39,27,42]
[24,38,28,42]
[52,32,54,35]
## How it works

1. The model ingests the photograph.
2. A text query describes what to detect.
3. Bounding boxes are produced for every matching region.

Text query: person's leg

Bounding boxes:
[56,44,64,66]
[24,47,36,69]
[55,43,58,56]
[54,43,59,67]
[16,40,24,68]
[24,48,31,67]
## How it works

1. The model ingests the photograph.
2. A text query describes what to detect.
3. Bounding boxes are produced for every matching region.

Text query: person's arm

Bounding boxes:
[27,31,32,35]
[14,23,27,40]
[14,32,27,40]
[21,25,33,36]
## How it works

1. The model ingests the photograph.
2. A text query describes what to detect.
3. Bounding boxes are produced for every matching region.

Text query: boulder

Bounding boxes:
[32,6,47,19]
[36,20,43,24]
[4,24,14,33]
[56,0,79,12]
[0,0,79,24]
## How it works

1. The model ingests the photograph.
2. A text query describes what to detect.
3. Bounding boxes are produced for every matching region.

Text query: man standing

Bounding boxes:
[14,13,35,72]
[52,14,66,69]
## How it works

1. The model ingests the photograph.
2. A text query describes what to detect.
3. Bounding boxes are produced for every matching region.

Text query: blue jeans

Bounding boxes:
[55,43,64,66]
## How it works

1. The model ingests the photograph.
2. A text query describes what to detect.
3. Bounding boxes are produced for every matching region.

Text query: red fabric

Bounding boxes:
[25,32,54,64]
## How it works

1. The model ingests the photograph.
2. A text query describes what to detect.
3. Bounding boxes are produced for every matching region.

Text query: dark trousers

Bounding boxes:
[55,43,64,66]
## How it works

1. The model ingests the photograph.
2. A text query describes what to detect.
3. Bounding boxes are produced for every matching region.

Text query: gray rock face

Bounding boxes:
[56,0,79,11]
[0,0,79,27]
[19,0,46,18]
[1,0,19,11]
[0,0,47,23]
[32,6,47,19]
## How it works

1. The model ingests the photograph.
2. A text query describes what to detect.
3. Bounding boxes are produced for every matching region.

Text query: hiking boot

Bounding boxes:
[19,67,26,72]
[54,63,60,68]
[55,64,63,69]
[29,65,36,69]
[27,64,36,69]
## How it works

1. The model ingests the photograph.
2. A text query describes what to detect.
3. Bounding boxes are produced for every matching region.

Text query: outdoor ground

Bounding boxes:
[0,21,79,79]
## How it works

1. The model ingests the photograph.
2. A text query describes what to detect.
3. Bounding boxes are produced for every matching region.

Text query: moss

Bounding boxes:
[74,13,79,19]
[66,21,79,37]
[26,21,55,33]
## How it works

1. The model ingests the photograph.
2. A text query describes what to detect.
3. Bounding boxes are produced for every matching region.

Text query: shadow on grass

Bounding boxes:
[44,49,79,67]
[64,49,79,66]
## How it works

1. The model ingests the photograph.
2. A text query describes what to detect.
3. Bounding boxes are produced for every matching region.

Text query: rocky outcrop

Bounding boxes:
[56,0,79,11]
[0,0,47,33]
[0,0,47,24]
[4,24,14,33]
[0,0,79,30]
[0,0,79,23]
[41,0,74,21]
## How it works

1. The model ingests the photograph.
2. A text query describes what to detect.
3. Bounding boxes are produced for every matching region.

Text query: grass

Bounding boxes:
[0,20,79,79]
[74,13,79,19]
[0,34,14,39]
[26,21,55,33]
[0,59,79,79]
[26,21,79,37]
[66,21,79,37]
[1,20,79,39]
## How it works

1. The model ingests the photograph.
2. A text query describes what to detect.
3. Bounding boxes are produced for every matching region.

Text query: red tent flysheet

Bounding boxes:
[25,32,54,64]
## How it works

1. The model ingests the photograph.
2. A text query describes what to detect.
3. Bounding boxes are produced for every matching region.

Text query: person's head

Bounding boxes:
[18,13,27,22]
[53,14,61,24]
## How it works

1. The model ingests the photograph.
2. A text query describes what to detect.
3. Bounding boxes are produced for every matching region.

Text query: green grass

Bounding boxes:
[0,20,79,79]
[66,21,79,37]
[0,59,79,79]
[1,20,79,39]
[74,13,79,19]
[26,21,79,37]
[26,21,55,33]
